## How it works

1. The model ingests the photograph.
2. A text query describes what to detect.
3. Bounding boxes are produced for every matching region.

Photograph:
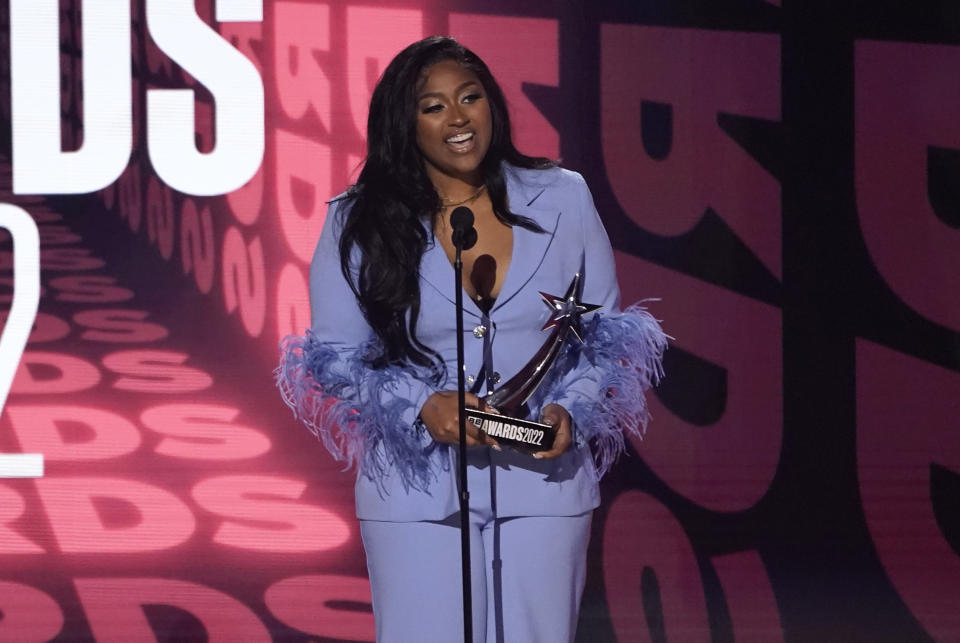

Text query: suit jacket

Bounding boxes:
[278,164,666,521]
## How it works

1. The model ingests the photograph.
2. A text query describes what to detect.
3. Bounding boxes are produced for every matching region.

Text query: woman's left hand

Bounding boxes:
[533,403,573,459]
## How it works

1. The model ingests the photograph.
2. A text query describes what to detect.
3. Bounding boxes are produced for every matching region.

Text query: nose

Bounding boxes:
[448,103,469,127]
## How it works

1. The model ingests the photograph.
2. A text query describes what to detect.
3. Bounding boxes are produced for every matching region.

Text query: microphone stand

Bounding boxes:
[454,244,473,643]
[450,206,476,643]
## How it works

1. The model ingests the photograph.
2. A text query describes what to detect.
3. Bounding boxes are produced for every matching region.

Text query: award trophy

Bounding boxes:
[465,270,600,453]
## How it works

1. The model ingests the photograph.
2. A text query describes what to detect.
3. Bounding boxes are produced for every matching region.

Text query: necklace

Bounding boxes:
[441,184,486,208]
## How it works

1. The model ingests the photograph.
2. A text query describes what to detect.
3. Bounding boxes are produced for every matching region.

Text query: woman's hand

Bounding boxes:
[533,403,573,459]
[419,390,500,449]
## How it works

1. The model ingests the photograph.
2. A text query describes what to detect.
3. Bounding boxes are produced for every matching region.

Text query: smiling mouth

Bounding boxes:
[445,131,476,152]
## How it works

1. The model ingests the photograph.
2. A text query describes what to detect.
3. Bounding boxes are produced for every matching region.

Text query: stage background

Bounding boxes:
[1,0,958,641]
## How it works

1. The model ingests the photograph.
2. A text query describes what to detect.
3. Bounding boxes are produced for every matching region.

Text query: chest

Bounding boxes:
[435,204,514,303]
[417,207,585,375]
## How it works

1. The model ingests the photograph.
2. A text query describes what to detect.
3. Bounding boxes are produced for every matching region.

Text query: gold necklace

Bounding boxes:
[441,184,486,208]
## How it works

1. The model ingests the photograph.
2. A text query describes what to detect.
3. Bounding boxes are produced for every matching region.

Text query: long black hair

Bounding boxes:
[339,36,554,379]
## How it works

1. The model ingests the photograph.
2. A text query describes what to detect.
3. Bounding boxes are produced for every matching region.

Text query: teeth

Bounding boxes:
[446,132,473,144]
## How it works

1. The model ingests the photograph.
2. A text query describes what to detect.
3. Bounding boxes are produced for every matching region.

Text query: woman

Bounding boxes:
[277,36,666,642]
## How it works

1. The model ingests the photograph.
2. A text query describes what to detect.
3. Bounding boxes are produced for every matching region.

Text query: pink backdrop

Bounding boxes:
[0,1,957,640]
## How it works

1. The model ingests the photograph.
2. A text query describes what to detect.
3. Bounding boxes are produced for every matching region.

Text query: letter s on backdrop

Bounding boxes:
[146,0,264,196]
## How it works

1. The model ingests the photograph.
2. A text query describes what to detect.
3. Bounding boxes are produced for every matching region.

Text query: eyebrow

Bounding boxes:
[417,80,480,101]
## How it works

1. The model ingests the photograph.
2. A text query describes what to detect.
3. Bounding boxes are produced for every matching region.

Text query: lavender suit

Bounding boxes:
[278,164,666,642]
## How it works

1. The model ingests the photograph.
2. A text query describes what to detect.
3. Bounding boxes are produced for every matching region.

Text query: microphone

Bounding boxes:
[451,206,478,250]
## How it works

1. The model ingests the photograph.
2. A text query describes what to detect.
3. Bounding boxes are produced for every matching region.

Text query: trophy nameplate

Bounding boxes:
[466,409,555,453]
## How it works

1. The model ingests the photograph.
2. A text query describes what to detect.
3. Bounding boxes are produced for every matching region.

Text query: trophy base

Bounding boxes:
[465,409,556,453]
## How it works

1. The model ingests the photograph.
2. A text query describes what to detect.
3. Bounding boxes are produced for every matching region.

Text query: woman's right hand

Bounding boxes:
[419,390,500,449]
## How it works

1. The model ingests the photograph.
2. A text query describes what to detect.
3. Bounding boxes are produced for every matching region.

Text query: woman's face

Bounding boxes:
[415,59,492,186]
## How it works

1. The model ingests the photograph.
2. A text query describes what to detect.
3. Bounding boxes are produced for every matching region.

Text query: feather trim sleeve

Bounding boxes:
[275,330,441,492]
[548,302,668,477]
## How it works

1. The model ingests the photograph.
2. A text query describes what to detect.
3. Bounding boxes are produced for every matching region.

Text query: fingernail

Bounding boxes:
[532,453,542,459]
[492,444,502,451]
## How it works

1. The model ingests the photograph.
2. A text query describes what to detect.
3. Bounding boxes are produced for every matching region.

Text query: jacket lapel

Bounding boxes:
[492,178,560,312]
[419,231,471,310]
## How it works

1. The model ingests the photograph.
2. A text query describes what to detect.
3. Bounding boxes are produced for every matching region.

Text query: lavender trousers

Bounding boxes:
[359,448,592,643]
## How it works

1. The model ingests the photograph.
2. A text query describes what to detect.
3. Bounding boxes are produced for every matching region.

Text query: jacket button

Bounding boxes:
[472,325,487,339]
[492,372,501,384]
[466,375,476,384]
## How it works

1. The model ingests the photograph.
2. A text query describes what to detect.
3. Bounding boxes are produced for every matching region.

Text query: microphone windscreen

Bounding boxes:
[450,206,474,231]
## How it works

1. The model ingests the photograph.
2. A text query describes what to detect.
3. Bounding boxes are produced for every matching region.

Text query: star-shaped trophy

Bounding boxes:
[539,275,602,339]
[465,270,601,453]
